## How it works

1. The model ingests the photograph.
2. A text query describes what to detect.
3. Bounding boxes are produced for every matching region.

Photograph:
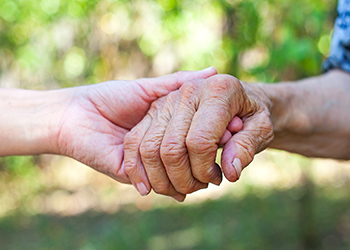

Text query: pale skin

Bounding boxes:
[124,69,350,201]
[0,67,218,185]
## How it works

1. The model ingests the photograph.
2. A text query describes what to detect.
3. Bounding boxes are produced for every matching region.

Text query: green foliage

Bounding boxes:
[0,0,336,90]
[219,0,336,82]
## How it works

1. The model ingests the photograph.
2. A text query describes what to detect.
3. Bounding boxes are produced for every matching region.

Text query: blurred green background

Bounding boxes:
[1,0,350,249]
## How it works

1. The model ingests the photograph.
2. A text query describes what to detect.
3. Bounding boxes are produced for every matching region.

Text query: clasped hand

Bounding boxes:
[56,68,273,202]
[123,74,274,201]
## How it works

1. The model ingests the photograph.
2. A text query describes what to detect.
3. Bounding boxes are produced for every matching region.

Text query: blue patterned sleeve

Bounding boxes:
[323,0,350,73]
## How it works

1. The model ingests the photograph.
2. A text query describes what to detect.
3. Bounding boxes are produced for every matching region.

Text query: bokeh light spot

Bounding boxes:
[41,0,60,15]
[0,1,19,22]
[318,34,331,56]
[68,1,85,18]
[64,47,86,77]
[157,0,176,11]
[100,13,120,35]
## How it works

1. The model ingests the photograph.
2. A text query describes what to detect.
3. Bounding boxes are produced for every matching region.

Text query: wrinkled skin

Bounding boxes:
[54,68,217,184]
[124,74,274,201]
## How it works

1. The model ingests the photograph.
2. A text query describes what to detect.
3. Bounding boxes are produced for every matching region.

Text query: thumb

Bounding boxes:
[141,67,217,99]
[220,112,273,182]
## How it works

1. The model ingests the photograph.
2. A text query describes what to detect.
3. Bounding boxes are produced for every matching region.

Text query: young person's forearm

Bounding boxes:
[0,88,72,156]
[261,69,350,159]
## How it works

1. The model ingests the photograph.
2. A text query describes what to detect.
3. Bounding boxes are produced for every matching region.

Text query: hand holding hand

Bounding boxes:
[123,74,273,201]
[53,67,217,184]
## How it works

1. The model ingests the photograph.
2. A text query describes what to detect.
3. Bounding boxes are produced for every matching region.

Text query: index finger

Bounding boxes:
[186,75,244,184]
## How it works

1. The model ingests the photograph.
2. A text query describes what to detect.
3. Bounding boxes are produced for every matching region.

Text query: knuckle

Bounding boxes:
[180,81,198,98]
[160,137,187,164]
[140,139,160,161]
[124,161,136,176]
[186,132,216,155]
[207,74,241,92]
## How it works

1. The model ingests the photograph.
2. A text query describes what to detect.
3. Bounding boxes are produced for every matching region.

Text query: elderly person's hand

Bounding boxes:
[123,74,274,201]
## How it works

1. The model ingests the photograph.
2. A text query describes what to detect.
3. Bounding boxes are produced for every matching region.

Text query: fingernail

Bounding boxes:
[136,182,149,196]
[172,194,186,202]
[232,158,242,180]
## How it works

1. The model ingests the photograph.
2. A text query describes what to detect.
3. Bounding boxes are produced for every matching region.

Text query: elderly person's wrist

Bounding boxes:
[257,70,350,159]
[256,83,292,134]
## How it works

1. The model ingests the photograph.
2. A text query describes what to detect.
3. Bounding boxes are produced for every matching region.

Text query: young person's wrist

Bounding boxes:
[21,88,78,156]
